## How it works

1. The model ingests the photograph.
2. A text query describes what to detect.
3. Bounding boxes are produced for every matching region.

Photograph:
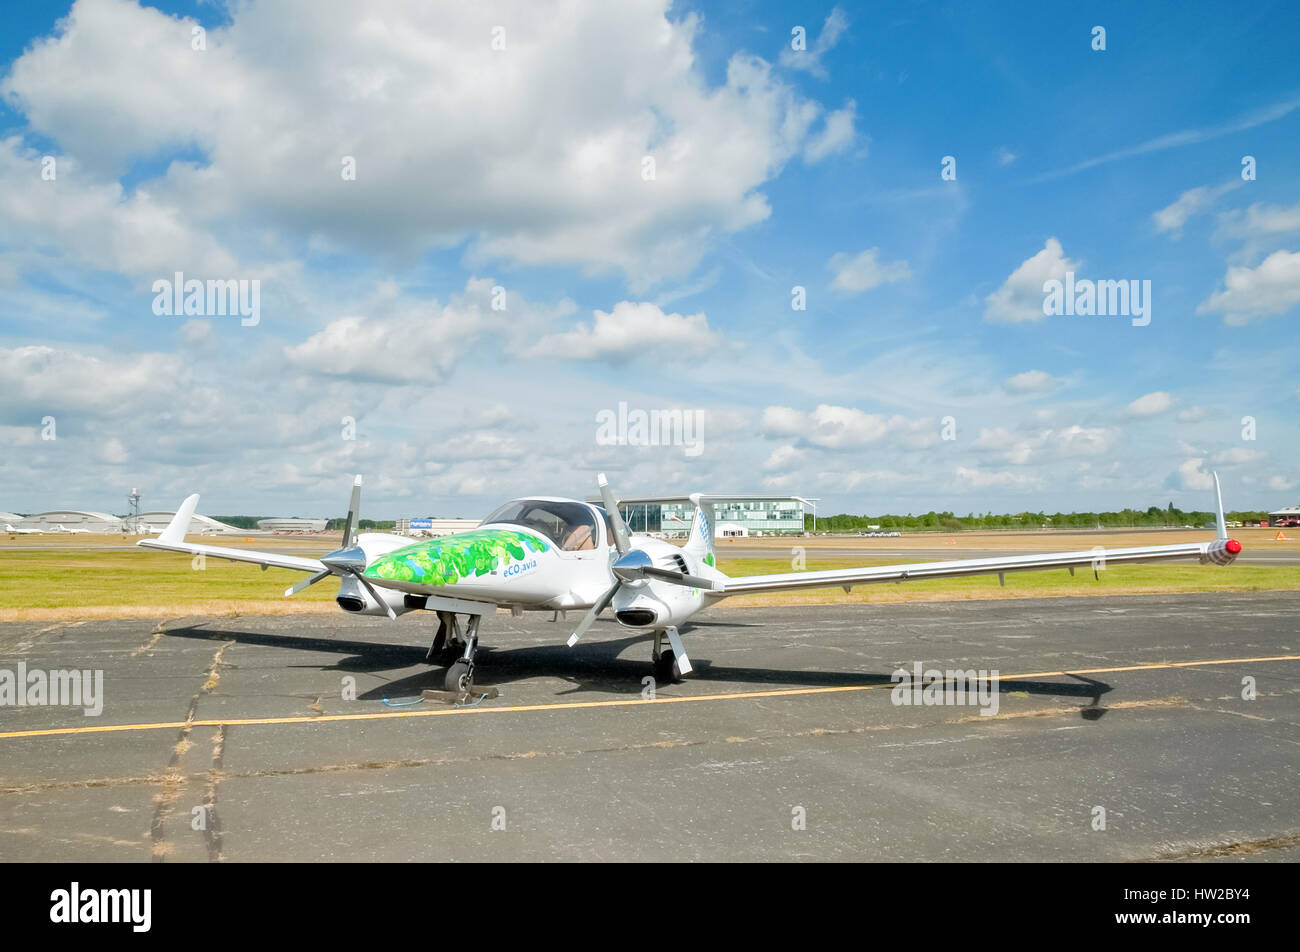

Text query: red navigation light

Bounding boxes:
[1226,539,1242,554]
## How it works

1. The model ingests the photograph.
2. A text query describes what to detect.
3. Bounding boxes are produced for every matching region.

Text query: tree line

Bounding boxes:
[806,505,1270,533]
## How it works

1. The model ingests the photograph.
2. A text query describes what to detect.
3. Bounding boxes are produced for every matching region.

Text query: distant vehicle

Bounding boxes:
[4,523,40,534]
[858,530,901,538]
[54,525,90,534]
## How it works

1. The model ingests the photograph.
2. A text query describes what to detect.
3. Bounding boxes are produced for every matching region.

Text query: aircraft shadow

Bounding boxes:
[163,621,1113,714]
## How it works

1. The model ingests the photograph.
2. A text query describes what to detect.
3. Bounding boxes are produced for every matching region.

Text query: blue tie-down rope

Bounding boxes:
[381,695,425,707]
[380,690,498,708]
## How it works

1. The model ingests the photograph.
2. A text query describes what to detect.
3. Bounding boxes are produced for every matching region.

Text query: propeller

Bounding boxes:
[597,472,631,555]
[282,475,396,619]
[567,473,715,647]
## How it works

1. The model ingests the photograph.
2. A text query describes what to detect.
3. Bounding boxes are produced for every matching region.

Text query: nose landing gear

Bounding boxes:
[426,612,483,692]
[651,626,692,683]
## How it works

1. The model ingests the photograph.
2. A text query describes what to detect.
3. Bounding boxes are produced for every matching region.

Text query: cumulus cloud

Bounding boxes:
[803,100,857,162]
[1197,250,1300,324]
[1003,370,1059,394]
[763,444,803,471]
[1176,458,1214,491]
[0,345,180,419]
[995,146,1016,166]
[1127,391,1174,416]
[827,248,910,295]
[527,301,722,362]
[0,137,241,282]
[984,238,1079,323]
[972,425,1114,465]
[2,0,846,289]
[762,404,935,449]
[284,278,503,383]
[1269,475,1296,491]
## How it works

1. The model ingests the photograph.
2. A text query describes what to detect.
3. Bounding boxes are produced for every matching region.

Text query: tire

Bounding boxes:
[653,651,678,685]
[445,660,473,693]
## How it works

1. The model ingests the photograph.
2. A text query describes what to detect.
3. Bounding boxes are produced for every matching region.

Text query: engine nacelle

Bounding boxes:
[335,575,418,617]
[610,537,714,629]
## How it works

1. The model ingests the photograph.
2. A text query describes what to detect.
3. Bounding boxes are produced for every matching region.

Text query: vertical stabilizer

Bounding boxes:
[681,493,716,567]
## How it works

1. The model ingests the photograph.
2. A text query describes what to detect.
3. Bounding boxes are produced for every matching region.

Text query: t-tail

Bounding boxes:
[681,493,717,568]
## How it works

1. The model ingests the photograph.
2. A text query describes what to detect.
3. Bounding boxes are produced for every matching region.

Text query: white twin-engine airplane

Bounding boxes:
[140,473,1243,693]
[4,523,41,534]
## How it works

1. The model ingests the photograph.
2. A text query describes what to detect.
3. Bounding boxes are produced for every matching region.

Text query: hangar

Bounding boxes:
[21,510,123,532]
[257,517,328,533]
[1269,506,1300,527]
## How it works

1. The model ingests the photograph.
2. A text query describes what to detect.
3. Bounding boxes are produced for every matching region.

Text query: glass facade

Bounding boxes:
[620,498,807,537]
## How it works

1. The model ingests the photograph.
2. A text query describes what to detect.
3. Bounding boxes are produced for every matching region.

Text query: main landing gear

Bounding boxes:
[651,626,692,684]
[427,611,482,692]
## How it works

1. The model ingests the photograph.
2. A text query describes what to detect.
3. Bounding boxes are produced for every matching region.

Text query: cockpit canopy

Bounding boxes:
[480,498,612,552]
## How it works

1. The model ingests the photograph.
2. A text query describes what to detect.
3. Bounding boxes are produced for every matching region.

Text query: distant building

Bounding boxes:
[599,496,813,538]
[257,517,328,533]
[397,517,479,537]
[0,512,23,525]
[21,510,124,532]
[1269,506,1300,527]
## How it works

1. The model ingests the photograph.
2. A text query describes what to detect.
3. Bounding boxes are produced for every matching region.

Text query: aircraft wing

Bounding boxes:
[716,537,1241,596]
[136,493,326,574]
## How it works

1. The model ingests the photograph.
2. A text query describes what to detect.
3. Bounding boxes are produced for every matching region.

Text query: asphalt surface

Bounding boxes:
[1,592,1297,862]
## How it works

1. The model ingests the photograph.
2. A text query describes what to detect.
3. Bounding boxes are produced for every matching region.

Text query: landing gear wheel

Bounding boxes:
[445,659,474,693]
[653,651,679,684]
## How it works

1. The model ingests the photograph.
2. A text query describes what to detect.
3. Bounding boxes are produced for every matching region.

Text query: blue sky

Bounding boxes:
[0,0,1296,519]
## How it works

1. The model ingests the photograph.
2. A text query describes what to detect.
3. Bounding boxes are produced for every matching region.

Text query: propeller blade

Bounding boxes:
[340,474,363,548]
[354,571,396,620]
[642,566,717,590]
[284,569,331,597]
[597,472,631,555]
[567,581,621,647]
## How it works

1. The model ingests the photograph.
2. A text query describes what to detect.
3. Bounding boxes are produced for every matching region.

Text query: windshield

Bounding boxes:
[481,499,602,551]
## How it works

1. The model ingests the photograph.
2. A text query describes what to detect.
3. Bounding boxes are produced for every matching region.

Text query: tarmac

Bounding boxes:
[1,591,1297,862]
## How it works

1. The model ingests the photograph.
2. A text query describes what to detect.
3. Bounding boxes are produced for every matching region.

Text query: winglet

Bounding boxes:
[1213,471,1227,540]
[158,494,200,545]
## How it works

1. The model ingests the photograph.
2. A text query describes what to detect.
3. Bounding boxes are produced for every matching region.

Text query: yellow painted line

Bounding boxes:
[1,654,1296,742]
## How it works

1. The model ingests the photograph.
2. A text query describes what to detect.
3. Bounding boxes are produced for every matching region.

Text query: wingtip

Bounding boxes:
[354,474,363,487]
[597,472,608,487]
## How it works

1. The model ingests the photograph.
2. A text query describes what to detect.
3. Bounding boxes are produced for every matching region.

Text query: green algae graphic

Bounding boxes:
[364,529,549,586]
[703,552,715,567]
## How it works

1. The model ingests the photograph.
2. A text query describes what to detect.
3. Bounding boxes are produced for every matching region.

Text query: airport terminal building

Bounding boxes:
[615,496,810,538]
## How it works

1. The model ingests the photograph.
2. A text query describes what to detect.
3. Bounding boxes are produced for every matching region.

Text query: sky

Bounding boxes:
[0,0,1297,520]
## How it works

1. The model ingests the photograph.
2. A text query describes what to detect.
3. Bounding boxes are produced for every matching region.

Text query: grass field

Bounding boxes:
[0,533,1295,621]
